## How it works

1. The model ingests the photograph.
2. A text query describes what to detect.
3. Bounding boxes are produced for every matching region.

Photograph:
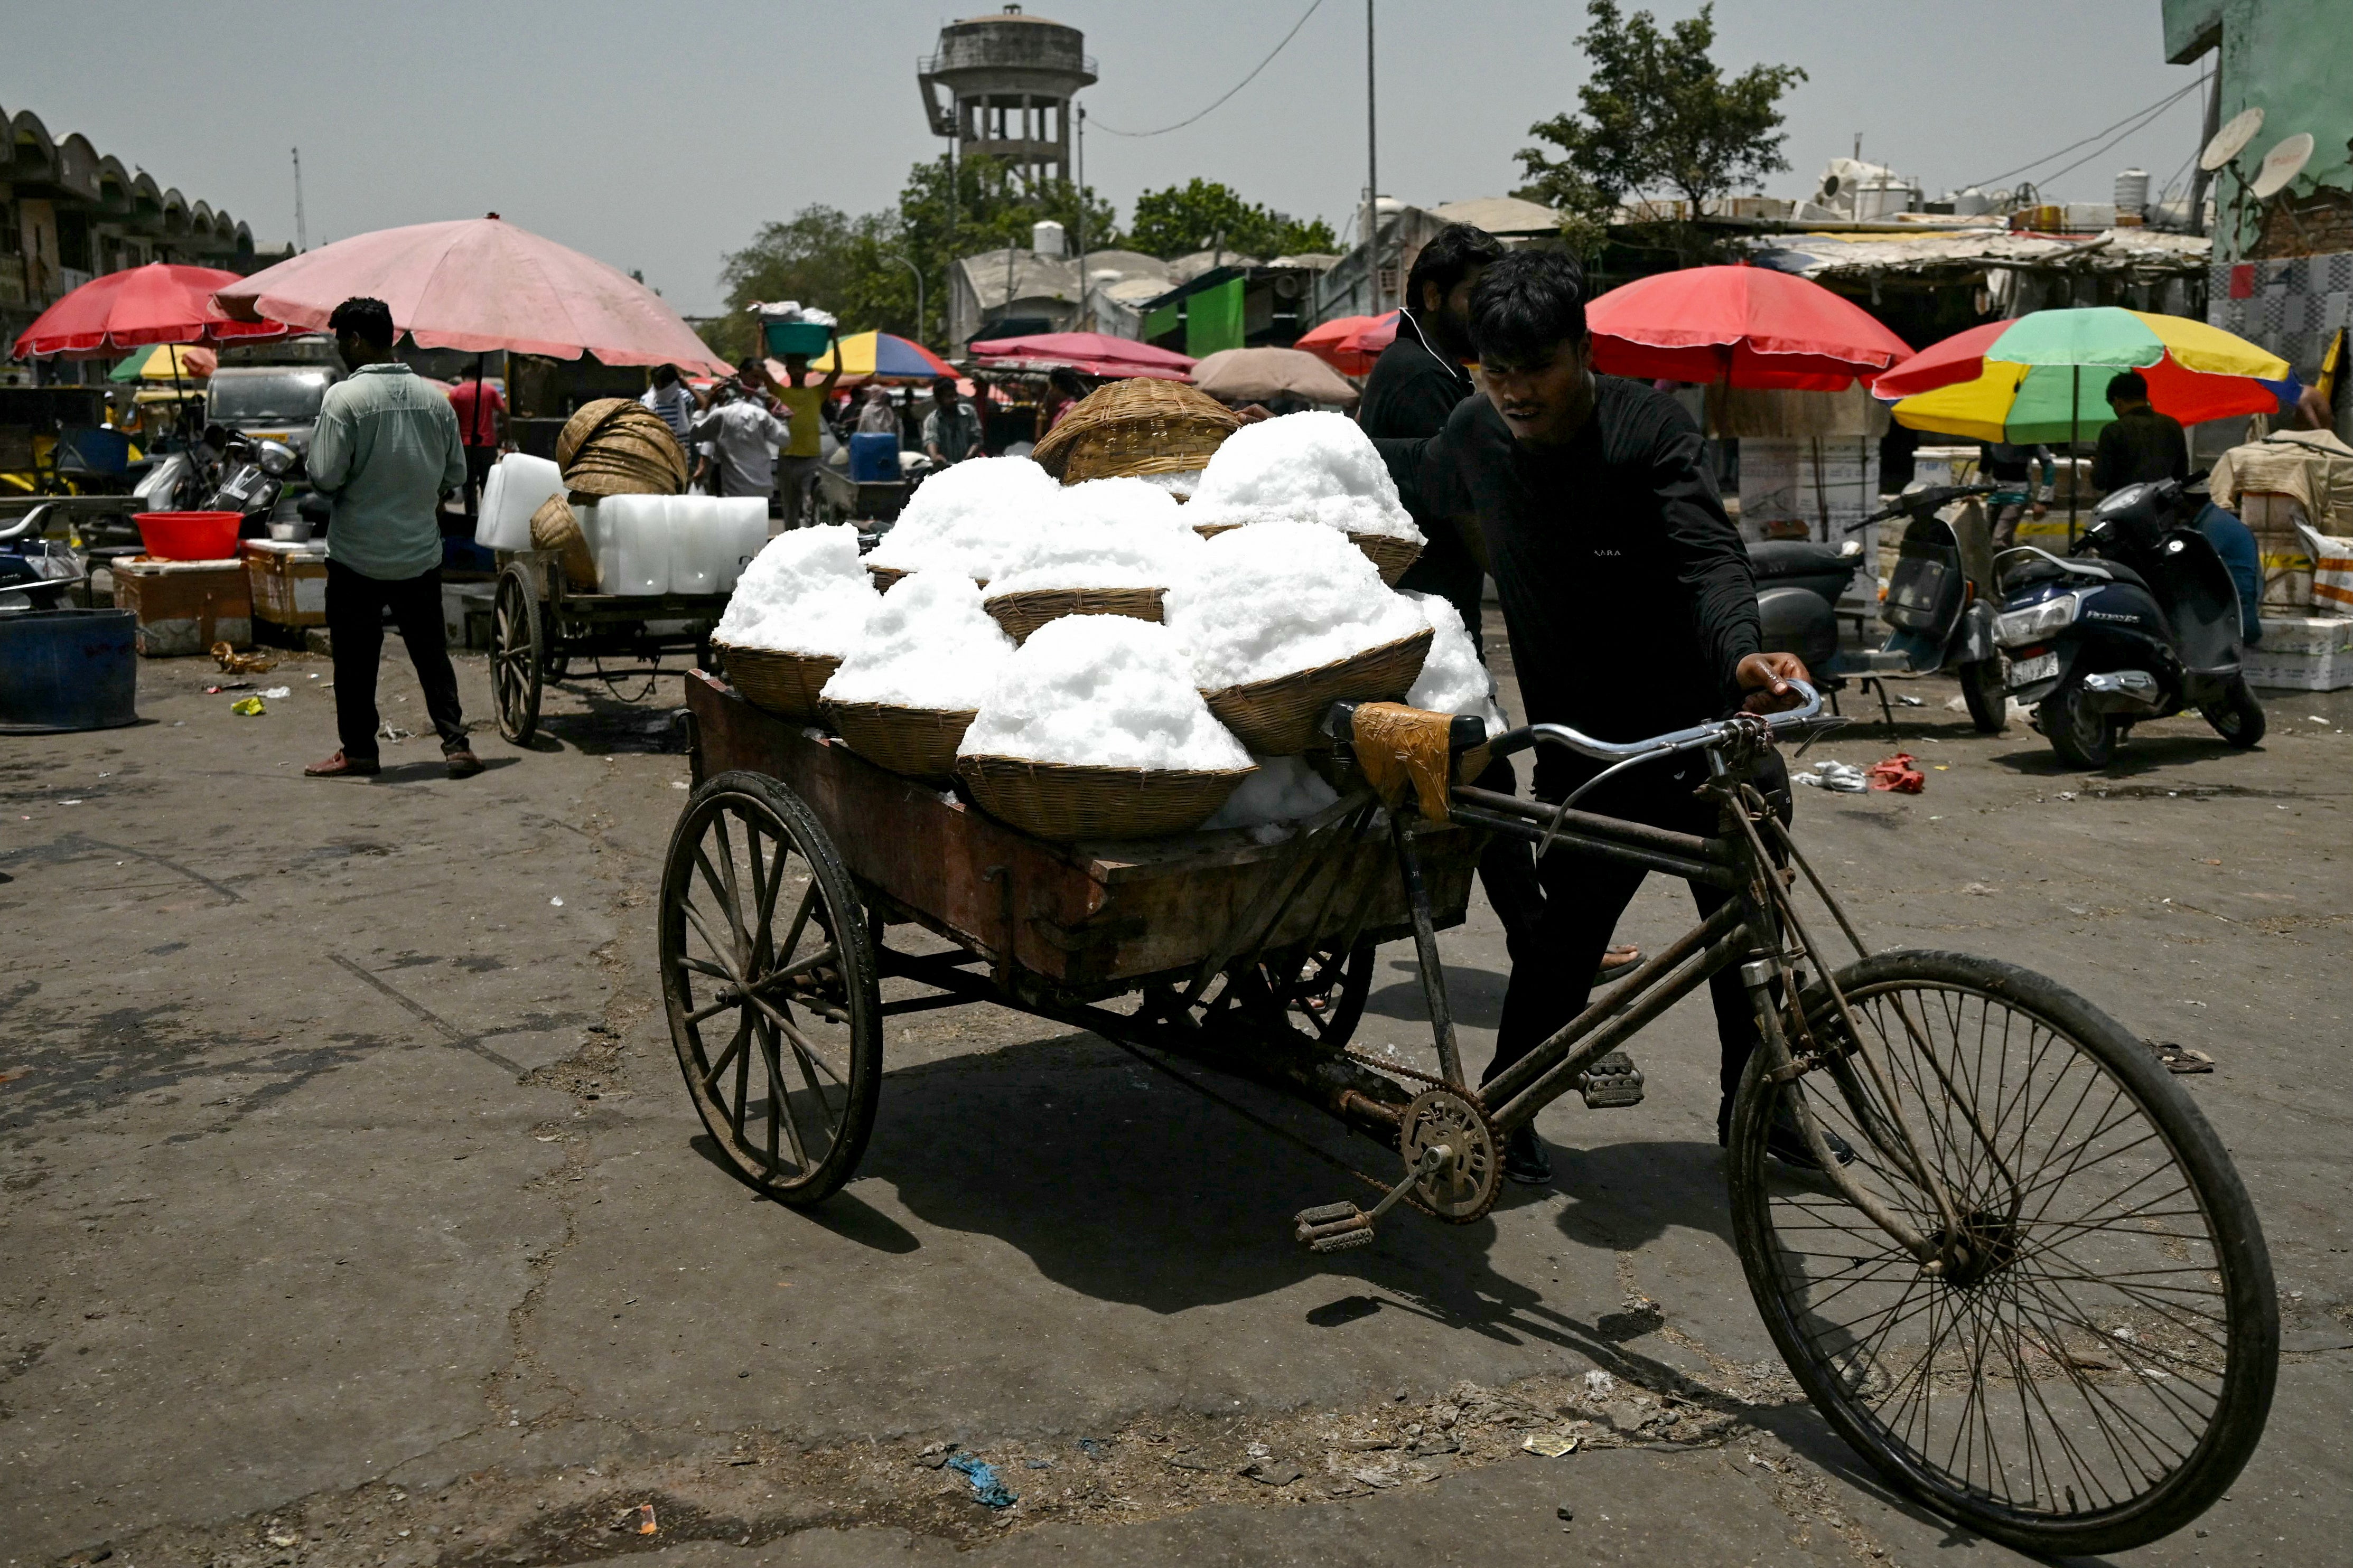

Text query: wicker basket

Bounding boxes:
[825,701,977,783]
[529,494,598,589]
[715,644,842,721]
[558,398,687,497]
[1201,627,1434,755]
[956,755,1253,842]
[1351,531,1422,587]
[981,586,1165,644]
[866,564,909,592]
[1031,379,1239,483]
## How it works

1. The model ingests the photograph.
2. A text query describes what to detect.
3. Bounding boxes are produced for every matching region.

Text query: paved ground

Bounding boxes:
[2,637,2347,1568]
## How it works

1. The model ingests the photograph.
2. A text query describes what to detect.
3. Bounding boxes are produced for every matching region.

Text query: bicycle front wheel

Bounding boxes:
[1728,950,2276,1556]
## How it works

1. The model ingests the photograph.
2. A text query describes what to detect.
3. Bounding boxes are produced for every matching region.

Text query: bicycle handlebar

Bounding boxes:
[1489,680,1826,768]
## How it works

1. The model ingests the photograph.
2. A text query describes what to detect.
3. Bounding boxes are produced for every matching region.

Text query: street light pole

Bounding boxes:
[883,252,926,348]
[1365,0,1379,315]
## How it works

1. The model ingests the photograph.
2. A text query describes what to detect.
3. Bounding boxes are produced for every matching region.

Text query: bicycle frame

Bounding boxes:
[1420,690,1974,1271]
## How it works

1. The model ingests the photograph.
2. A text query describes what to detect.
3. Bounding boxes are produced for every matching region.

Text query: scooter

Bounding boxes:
[204,432,299,536]
[1846,482,2011,732]
[1751,537,1868,674]
[1991,475,2264,769]
[0,503,89,611]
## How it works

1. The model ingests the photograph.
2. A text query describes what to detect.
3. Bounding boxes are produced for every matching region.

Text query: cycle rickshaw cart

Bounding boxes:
[661,670,2276,1556]
[489,547,735,745]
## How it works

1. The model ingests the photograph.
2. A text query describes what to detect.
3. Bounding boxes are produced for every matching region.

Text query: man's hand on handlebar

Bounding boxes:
[1736,651,1812,714]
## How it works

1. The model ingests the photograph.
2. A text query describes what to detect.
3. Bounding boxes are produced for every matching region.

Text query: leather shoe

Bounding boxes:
[304,750,379,778]
[1501,1125,1553,1186]
[443,746,485,778]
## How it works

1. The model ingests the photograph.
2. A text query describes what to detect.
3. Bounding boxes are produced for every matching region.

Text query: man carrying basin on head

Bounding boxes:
[1358,222,1638,990]
[1375,250,1816,1188]
[303,296,483,781]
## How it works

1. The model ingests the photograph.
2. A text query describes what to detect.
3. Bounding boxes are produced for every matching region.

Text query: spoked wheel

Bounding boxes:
[1274,939,1375,1048]
[1728,950,2276,1556]
[660,770,882,1205]
[491,567,543,745]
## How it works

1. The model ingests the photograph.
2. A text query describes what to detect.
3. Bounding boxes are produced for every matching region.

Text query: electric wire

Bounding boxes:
[1963,79,2204,191]
[2031,87,2201,191]
[1090,0,1327,137]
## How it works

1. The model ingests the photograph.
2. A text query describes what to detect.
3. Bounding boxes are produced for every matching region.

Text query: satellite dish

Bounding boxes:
[2251,132,2314,199]
[2200,107,2265,171]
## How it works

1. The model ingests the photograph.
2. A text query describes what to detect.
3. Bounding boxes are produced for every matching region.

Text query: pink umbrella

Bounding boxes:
[12,262,289,359]
[213,214,727,373]
[967,331,1196,381]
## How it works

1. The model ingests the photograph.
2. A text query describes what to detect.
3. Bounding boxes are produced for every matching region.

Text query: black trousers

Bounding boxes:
[326,560,466,760]
[461,445,496,518]
[1485,753,1786,1123]
[1471,752,1546,964]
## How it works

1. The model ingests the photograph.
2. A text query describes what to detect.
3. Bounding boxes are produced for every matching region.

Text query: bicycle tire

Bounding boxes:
[1728,949,2275,1555]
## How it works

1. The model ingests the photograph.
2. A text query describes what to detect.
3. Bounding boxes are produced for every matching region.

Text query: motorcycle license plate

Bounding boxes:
[2010,653,2058,688]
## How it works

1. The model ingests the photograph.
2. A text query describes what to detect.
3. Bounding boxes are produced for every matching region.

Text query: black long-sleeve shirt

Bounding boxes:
[1358,315,1485,631]
[2091,408,2189,494]
[1380,376,1760,784]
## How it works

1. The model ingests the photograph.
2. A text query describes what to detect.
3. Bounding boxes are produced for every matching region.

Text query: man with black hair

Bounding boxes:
[2091,370,2188,495]
[304,296,481,780]
[1361,222,1635,983]
[1379,248,1814,1185]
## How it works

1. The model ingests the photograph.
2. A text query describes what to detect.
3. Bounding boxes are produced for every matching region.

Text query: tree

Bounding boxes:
[1128,179,1337,261]
[1517,1,1805,258]
[714,154,1118,353]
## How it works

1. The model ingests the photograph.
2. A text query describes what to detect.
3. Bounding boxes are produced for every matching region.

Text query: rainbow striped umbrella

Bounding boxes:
[783,330,956,383]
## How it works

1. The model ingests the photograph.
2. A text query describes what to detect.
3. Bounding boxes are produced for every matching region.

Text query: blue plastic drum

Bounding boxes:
[0,609,139,733]
[848,431,902,483]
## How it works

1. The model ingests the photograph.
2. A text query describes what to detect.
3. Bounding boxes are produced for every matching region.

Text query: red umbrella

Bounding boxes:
[967,331,1196,381]
[1296,312,1396,377]
[213,214,727,373]
[11,262,290,360]
[1585,266,1911,390]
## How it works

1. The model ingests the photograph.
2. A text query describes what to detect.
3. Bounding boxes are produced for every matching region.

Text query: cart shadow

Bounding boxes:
[848,1030,1735,1342]
[1365,960,1508,1030]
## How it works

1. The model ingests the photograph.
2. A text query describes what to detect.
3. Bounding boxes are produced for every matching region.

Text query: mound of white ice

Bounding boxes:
[1163,521,1426,690]
[713,523,877,655]
[959,614,1252,771]
[1402,591,1506,737]
[820,570,1014,710]
[865,455,1065,580]
[1202,753,1340,834]
[985,513,1204,595]
[1188,410,1423,542]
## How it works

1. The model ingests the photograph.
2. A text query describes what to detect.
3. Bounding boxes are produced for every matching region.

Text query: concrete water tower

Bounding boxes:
[919,6,1096,190]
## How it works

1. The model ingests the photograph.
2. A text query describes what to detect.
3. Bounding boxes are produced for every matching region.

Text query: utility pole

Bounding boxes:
[1365,0,1379,314]
[291,147,307,251]
[946,96,959,343]
[1075,103,1090,331]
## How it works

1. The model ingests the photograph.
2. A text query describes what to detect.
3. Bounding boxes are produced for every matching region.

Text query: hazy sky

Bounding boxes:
[6,1,2208,317]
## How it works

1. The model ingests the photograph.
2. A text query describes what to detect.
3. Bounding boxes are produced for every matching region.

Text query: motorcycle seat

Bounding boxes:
[1748,540,1857,580]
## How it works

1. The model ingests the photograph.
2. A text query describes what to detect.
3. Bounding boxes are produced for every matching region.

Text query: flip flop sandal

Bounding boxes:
[2146,1040,2215,1074]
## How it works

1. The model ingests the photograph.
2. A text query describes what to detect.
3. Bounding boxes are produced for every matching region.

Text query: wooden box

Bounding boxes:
[111,557,251,656]
[241,540,329,627]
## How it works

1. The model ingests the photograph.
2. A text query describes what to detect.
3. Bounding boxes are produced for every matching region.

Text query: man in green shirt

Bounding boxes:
[302,296,482,780]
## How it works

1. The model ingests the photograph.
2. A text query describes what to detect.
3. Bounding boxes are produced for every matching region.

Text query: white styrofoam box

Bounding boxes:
[476,453,562,551]
[1910,446,1979,490]
[1739,437,1882,541]
[2244,615,2353,691]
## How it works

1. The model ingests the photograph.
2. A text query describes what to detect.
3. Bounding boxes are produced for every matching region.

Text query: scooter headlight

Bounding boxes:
[1995,592,2081,647]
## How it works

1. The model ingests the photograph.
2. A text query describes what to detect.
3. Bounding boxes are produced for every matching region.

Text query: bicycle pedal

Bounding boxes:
[1576,1051,1646,1109]
[1294,1201,1376,1252]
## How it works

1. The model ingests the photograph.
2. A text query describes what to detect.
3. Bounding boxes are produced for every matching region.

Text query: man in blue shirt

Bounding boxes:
[302,296,480,779]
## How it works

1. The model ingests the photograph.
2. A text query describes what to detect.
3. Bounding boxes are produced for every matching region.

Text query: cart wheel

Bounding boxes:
[491,567,543,745]
[1263,940,1375,1048]
[661,769,882,1205]
[1726,950,2275,1556]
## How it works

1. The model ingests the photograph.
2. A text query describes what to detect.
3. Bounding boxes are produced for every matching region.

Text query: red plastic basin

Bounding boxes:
[134,510,244,561]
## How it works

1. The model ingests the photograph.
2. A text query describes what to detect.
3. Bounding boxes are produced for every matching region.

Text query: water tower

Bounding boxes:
[918,6,1096,190]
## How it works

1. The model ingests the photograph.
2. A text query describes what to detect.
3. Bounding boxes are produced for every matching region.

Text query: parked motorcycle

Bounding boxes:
[1751,537,1868,675]
[205,432,299,534]
[1992,475,2264,769]
[1838,482,2012,732]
